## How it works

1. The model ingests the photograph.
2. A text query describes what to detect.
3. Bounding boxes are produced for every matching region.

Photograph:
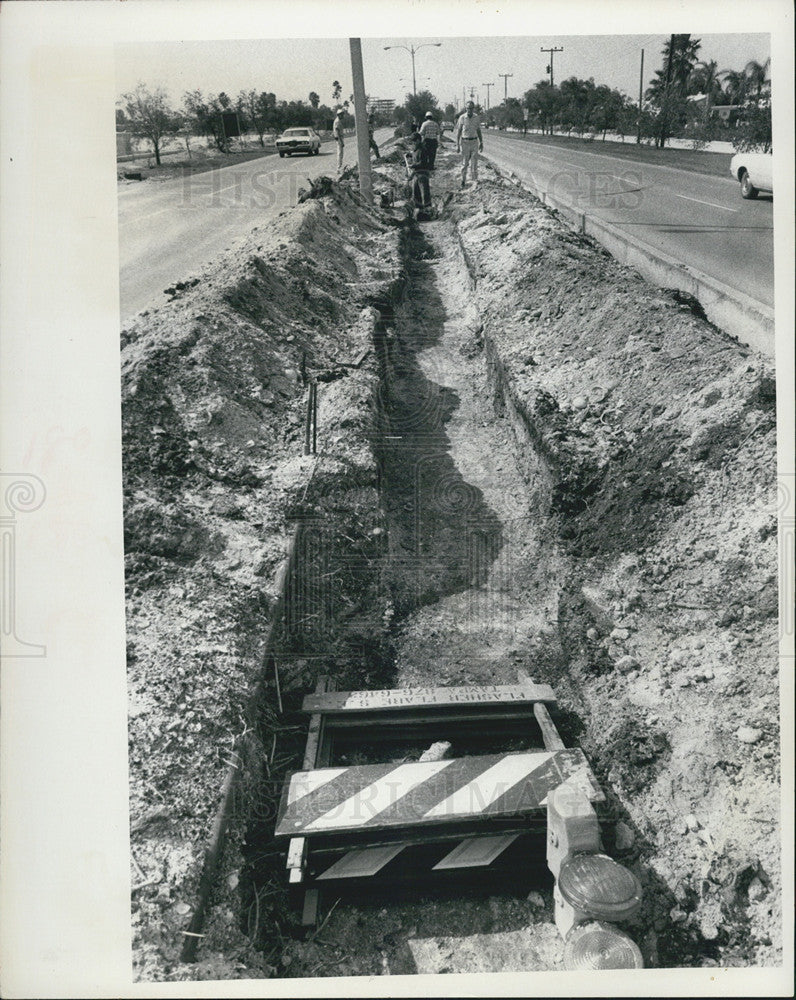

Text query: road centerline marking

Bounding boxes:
[673,192,738,213]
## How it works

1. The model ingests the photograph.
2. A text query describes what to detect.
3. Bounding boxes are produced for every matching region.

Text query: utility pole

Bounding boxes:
[541,45,563,88]
[499,72,513,102]
[659,34,676,149]
[636,48,644,144]
[482,82,494,112]
[349,37,372,203]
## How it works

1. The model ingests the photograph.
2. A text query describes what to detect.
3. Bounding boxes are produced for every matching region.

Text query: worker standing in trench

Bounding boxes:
[456,100,483,188]
[367,112,381,160]
[403,132,433,219]
[419,110,440,169]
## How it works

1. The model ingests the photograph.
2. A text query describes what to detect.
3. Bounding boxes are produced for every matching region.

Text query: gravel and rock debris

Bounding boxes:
[123,139,780,981]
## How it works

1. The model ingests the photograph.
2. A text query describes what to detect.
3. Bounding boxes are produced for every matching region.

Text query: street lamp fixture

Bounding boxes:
[383,42,442,95]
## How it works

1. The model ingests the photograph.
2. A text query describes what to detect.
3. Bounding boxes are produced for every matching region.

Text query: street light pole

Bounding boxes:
[383,42,442,96]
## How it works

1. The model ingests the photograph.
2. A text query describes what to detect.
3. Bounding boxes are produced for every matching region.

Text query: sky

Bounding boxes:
[116,33,772,114]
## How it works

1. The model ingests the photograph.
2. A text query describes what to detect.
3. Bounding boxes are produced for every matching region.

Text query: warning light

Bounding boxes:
[564,920,644,969]
[557,852,642,921]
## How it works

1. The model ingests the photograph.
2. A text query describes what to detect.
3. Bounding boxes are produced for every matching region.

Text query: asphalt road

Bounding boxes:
[482,132,774,308]
[117,129,393,323]
[119,128,774,323]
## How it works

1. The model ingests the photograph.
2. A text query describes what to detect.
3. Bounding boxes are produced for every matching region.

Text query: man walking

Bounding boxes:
[333,107,345,174]
[456,101,483,187]
[419,110,440,169]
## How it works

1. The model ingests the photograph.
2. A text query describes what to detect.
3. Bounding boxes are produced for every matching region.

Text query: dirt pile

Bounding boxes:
[122,186,402,980]
[451,165,780,967]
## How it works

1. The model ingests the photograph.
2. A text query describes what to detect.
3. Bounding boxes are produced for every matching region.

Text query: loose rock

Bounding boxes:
[736,726,762,745]
[419,741,453,762]
[615,655,640,674]
[615,821,635,852]
[747,877,767,902]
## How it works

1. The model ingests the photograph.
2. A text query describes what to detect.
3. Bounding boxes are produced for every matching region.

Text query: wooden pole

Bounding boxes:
[303,385,313,455]
[349,38,373,204]
[311,383,318,455]
[636,49,644,144]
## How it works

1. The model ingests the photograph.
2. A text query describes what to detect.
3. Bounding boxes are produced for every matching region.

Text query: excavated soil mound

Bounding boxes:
[123,187,402,981]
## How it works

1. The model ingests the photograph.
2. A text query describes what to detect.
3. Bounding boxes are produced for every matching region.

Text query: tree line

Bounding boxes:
[120,38,771,166]
[483,38,771,151]
[403,37,770,152]
[117,80,379,165]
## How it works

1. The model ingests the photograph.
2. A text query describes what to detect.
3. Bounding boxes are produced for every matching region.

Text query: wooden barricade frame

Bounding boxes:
[281,675,604,925]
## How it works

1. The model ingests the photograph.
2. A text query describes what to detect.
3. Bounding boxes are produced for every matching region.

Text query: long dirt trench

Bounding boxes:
[381,223,563,683]
[274,217,587,977]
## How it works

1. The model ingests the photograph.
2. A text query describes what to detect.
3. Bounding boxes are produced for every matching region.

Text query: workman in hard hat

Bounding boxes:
[419,110,441,169]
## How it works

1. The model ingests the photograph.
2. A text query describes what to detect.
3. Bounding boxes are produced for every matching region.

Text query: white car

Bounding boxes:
[275,127,321,157]
[729,150,773,199]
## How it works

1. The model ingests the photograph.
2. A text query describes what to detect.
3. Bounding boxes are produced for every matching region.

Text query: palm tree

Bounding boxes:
[720,69,747,106]
[645,34,702,147]
[668,34,702,90]
[646,35,703,105]
[743,58,771,104]
[690,59,723,116]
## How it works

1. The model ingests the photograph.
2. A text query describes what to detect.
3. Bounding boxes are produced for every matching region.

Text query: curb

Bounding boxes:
[492,163,774,358]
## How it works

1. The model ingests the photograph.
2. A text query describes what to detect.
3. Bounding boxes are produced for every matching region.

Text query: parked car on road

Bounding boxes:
[729,150,773,199]
[275,127,321,157]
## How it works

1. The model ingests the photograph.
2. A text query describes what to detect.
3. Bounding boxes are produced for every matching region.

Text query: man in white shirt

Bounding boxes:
[333,107,345,174]
[419,110,441,169]
[455,101,483,187]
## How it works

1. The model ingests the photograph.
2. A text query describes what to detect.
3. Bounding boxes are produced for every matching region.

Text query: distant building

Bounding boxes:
[366,98,396,118]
